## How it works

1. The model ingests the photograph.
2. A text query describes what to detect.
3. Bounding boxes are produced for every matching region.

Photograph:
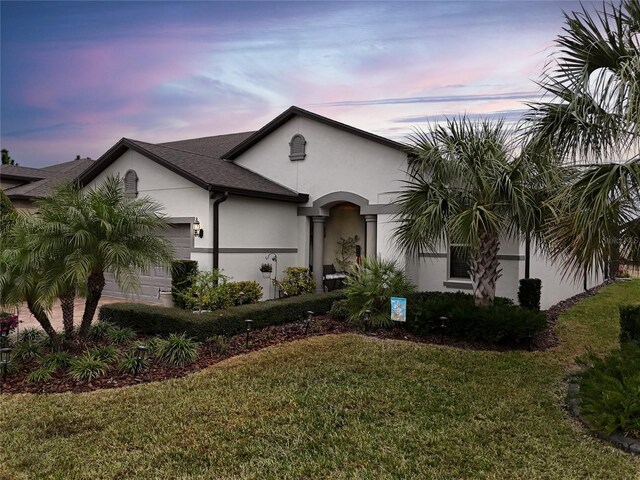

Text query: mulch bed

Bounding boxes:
[1,283,612,395]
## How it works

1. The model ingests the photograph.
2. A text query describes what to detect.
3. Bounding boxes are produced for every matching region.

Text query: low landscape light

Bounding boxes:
[439,316,448,344]
[363,310,371,333]
[0,347,12,393]
[245,319,253,348]
[305,310,314,335]
[134,345,147,375]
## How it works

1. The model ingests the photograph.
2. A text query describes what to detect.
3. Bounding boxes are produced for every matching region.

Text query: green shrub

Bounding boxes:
[577,342,640,436]
[171,260,199,309]
[227,281,263,305]
[406,291,546,344]
[619,304,640,344]
[204,335,229,354]
[41,351,73,371]
[26,366,55,384]
[329,299,349,321]
[180,269,234,311]
[106,326,136,345]
[68,355,108,383]
[117,352,149,375]
[13,341,43,361]
[99,290,345,341]
[344,257,415,327]
[89,322,115,340]
[274,267,315,297]
[155,334,200,367]
[18,328,46,344]
[518,278,542,311]
[89,345,119,364]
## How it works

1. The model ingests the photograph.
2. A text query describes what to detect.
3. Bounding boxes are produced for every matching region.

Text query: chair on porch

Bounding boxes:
[323,264,338,292]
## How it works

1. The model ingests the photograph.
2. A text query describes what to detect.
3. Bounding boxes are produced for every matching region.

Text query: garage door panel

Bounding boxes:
[103,224,191,302]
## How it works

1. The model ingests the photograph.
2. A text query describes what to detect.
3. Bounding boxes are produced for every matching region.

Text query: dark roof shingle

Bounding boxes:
[4,158,94,199]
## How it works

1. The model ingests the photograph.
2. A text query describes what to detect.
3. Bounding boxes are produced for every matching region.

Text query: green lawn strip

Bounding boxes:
[0,281,638,479]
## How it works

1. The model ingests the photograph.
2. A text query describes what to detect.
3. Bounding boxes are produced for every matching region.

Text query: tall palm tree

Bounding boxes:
[394,117,547,305]
[526,0,640,276]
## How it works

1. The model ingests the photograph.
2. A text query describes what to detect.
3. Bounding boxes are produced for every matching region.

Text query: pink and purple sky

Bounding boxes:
[1,1,590,167]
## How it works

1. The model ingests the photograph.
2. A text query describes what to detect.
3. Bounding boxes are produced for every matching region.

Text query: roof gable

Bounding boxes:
[76,137,308,203]
[222,106,409,160]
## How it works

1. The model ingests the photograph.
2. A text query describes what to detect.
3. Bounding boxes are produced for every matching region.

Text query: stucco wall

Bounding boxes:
[217,195,300,297]
[233,116,408,206]
[84,149,211,254]
[323,204,365,268]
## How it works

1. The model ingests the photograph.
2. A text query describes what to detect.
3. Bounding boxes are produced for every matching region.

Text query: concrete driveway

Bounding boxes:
[14,296,157,333]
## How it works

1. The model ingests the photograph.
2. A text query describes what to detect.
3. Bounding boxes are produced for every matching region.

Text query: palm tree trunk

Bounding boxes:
[59,290,75,337]
[79,271,105,337]
[469,233,502,306]
[26,299,57,340]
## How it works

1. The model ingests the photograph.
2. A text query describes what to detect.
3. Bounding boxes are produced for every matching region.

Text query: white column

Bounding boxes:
[365,214,377,259]
[312,216,326,293]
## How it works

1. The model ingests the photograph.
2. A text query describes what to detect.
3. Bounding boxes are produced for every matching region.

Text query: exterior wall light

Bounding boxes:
[193,218,203,238]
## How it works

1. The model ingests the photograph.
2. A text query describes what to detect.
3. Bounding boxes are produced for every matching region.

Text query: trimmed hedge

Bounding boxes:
[171,260,198,309]
[99,291,346,340]
[619,304,640,344]
[518,278,542,311]
[406,291,546,344]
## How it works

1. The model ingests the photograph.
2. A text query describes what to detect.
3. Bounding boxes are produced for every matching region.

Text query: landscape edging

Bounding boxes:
[567,382,640,455]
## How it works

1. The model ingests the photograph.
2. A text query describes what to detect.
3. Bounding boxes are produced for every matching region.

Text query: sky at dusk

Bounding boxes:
[1,1,592,167]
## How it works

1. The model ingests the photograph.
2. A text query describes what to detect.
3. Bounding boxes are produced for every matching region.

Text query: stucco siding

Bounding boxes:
[232,116,408,206]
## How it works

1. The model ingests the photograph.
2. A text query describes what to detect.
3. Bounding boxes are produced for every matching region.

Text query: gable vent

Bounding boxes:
[289,134,306,161]
[124,169,138,197]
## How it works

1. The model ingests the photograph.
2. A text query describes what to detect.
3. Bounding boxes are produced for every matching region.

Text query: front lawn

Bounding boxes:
[1,281,639,479]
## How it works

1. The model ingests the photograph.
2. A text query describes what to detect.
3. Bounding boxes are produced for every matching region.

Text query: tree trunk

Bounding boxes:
[79,271,105,337]
[59,289,75,337]
[469,233,502,306]
[26,299,58,340]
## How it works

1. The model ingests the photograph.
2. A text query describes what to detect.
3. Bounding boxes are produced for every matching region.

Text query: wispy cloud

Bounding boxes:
[315,92,540,108]
[392,109,529,124]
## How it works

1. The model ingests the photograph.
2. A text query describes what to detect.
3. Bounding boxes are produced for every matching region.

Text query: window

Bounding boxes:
[449,245,471,279]
[124,170,138,197]
[289,134,306,161]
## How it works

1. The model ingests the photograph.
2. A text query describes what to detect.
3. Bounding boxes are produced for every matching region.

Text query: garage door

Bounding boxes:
[102,224,192,302]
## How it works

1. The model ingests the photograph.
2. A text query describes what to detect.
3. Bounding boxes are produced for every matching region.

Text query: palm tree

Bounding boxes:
[0,215,60,340]
[526,0,640,277]
[35,176,175,336]
[394,117,547,305]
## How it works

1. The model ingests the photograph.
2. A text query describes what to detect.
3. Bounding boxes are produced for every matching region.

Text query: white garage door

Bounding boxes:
[102,224,192,302]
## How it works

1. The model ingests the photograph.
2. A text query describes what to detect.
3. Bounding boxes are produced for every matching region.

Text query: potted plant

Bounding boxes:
[259,263,273,278]
[158,288,175,308]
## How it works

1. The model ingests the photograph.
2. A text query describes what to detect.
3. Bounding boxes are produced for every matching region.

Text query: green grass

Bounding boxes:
[1,281,639,479]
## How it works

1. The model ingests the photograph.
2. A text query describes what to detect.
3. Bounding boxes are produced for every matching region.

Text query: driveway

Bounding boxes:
[14,296,157,333]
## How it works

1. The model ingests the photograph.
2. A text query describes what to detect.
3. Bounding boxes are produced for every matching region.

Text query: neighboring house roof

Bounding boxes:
[0,164,51,182]
[76,136,307,203]
[223,105,410,160]
[3,158,94,200]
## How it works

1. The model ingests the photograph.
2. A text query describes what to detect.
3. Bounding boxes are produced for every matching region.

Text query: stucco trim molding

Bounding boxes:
[443,280,473,290]
[192,247,298,254]
[297,191,397,216]
[420,252,525,261]
[167,216,196,224]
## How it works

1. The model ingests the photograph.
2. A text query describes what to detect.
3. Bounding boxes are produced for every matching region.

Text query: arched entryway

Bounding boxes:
[305,192,379,292]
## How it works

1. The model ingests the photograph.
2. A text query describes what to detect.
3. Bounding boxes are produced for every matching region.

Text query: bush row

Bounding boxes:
[99,291,346,340]
[404,292,546,344]
[619,304,640,344]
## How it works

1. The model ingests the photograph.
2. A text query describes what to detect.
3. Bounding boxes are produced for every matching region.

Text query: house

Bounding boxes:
[76,106,598,308]
[1,156,94,210]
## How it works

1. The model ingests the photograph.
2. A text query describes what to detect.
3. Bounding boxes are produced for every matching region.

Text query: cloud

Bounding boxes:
[392,109,530,124]
[315,92,540,108]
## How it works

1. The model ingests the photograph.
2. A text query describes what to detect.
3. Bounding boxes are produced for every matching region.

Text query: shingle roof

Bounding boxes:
[0,164,52,181]
[128,139,302,199]
[159,131,255,157]
[4,158,94,199]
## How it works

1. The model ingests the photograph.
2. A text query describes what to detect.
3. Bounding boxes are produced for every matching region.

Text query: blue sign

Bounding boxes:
[390,297,407,322]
